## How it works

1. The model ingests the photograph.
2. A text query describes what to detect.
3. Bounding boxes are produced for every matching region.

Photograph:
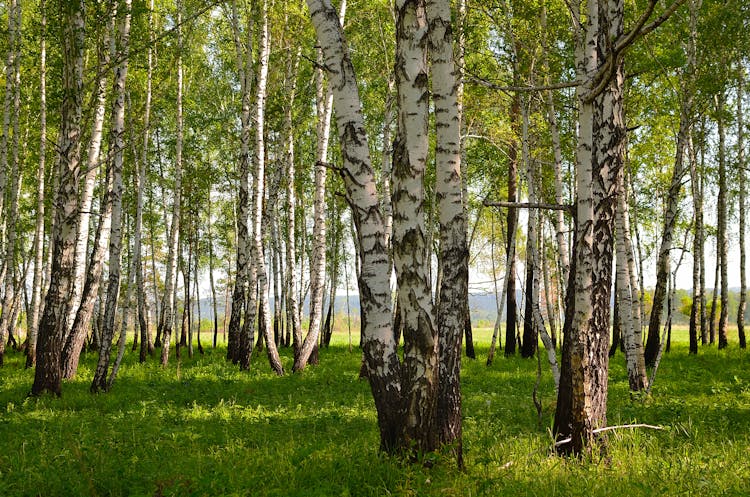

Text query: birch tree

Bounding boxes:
[136,0,156,362]
[427,0,469,458]
[644,0,698,365]
[226,0,253,365]
[160,0,184,367]
[738,73,747,349]
[294,0,346,372]
[92,0,132,393]
[0,0,22,363]
[554,0,686,455]
[32,0,86,395]
[26,0,48,368]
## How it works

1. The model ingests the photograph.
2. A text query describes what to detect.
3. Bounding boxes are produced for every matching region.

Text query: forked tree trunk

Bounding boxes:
[68,14,114,339]
[32,0,85,396]
[555,0,619,455]
[391,0,438,452]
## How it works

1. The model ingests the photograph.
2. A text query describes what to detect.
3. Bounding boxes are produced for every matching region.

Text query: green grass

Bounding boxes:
[1,328,749,496]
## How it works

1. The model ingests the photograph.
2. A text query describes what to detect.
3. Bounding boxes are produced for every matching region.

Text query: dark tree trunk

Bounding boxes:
[610,276,621,357]
[504,94,520,357]
[521,244,537,358]
[464,305,475,359]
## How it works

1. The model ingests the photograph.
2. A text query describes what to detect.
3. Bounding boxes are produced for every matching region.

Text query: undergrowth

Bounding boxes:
[0,329,748,496]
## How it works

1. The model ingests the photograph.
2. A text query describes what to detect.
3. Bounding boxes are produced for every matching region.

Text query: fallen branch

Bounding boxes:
[554,423,664,447]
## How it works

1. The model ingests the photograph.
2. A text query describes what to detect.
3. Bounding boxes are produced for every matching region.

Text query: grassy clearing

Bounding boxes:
[1,328,749,496]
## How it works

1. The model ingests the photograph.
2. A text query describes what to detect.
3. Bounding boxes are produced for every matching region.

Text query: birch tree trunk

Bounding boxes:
[504,91,520,356]
[689,130,701,353]
[226,0,253,364]
[391,0,439,452]
[0,0,18,251]
[208,192,219,348]
[307,0,402,452]
[62,167,113,379]
[427,0,468,460]
[247,0,283,374]
[92,0,132,393]
[26,0,47,368]
[284,47,302,357]
[0,0,21,364]
[738,74,747,349]
[717,90,729,350]
[295,1,345,371]
[160,0,183,367]
[521,101,538,360]
[136,0,155,362]
[615,169,648,391]
[555,0,616,455]
[687,0,702,354]
[697,126,708,345]
[68,19,114,339]
[644,2,697,364]
[32,0,86,395]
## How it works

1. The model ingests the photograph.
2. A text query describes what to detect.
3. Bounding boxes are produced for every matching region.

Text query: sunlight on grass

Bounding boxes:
[0,328,748,496]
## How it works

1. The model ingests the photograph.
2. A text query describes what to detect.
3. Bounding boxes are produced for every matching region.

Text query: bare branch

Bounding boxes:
[554,424,664,447]
[484,200,575,214]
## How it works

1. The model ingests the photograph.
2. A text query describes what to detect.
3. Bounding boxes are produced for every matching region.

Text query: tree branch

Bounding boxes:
[484,200,575,214]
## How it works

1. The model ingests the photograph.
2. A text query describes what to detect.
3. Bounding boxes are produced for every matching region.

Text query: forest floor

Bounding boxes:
[1,327,749,496]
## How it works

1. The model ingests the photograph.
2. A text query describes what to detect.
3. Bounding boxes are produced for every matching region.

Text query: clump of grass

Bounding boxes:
[0,328,748,496]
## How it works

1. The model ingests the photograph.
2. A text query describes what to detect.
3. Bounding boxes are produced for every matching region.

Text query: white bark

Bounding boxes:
[295,0,346,371]
[32,0,85,395]
[27,0,47,367]
[136,0,155,362]
[738,71,747,348]
[0,0,19,259]
[522,99,559,389]
[92,0,132,393]
[249,0,283,374]
[160,0,183,366]
[615,171,647,391]
[307,0,402,451]
[284,46,302,355]
[0,0,22,360]
[69,13,114,334]
[392,0,438,448]
[426,0,469,454]
[226,0,253,364]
